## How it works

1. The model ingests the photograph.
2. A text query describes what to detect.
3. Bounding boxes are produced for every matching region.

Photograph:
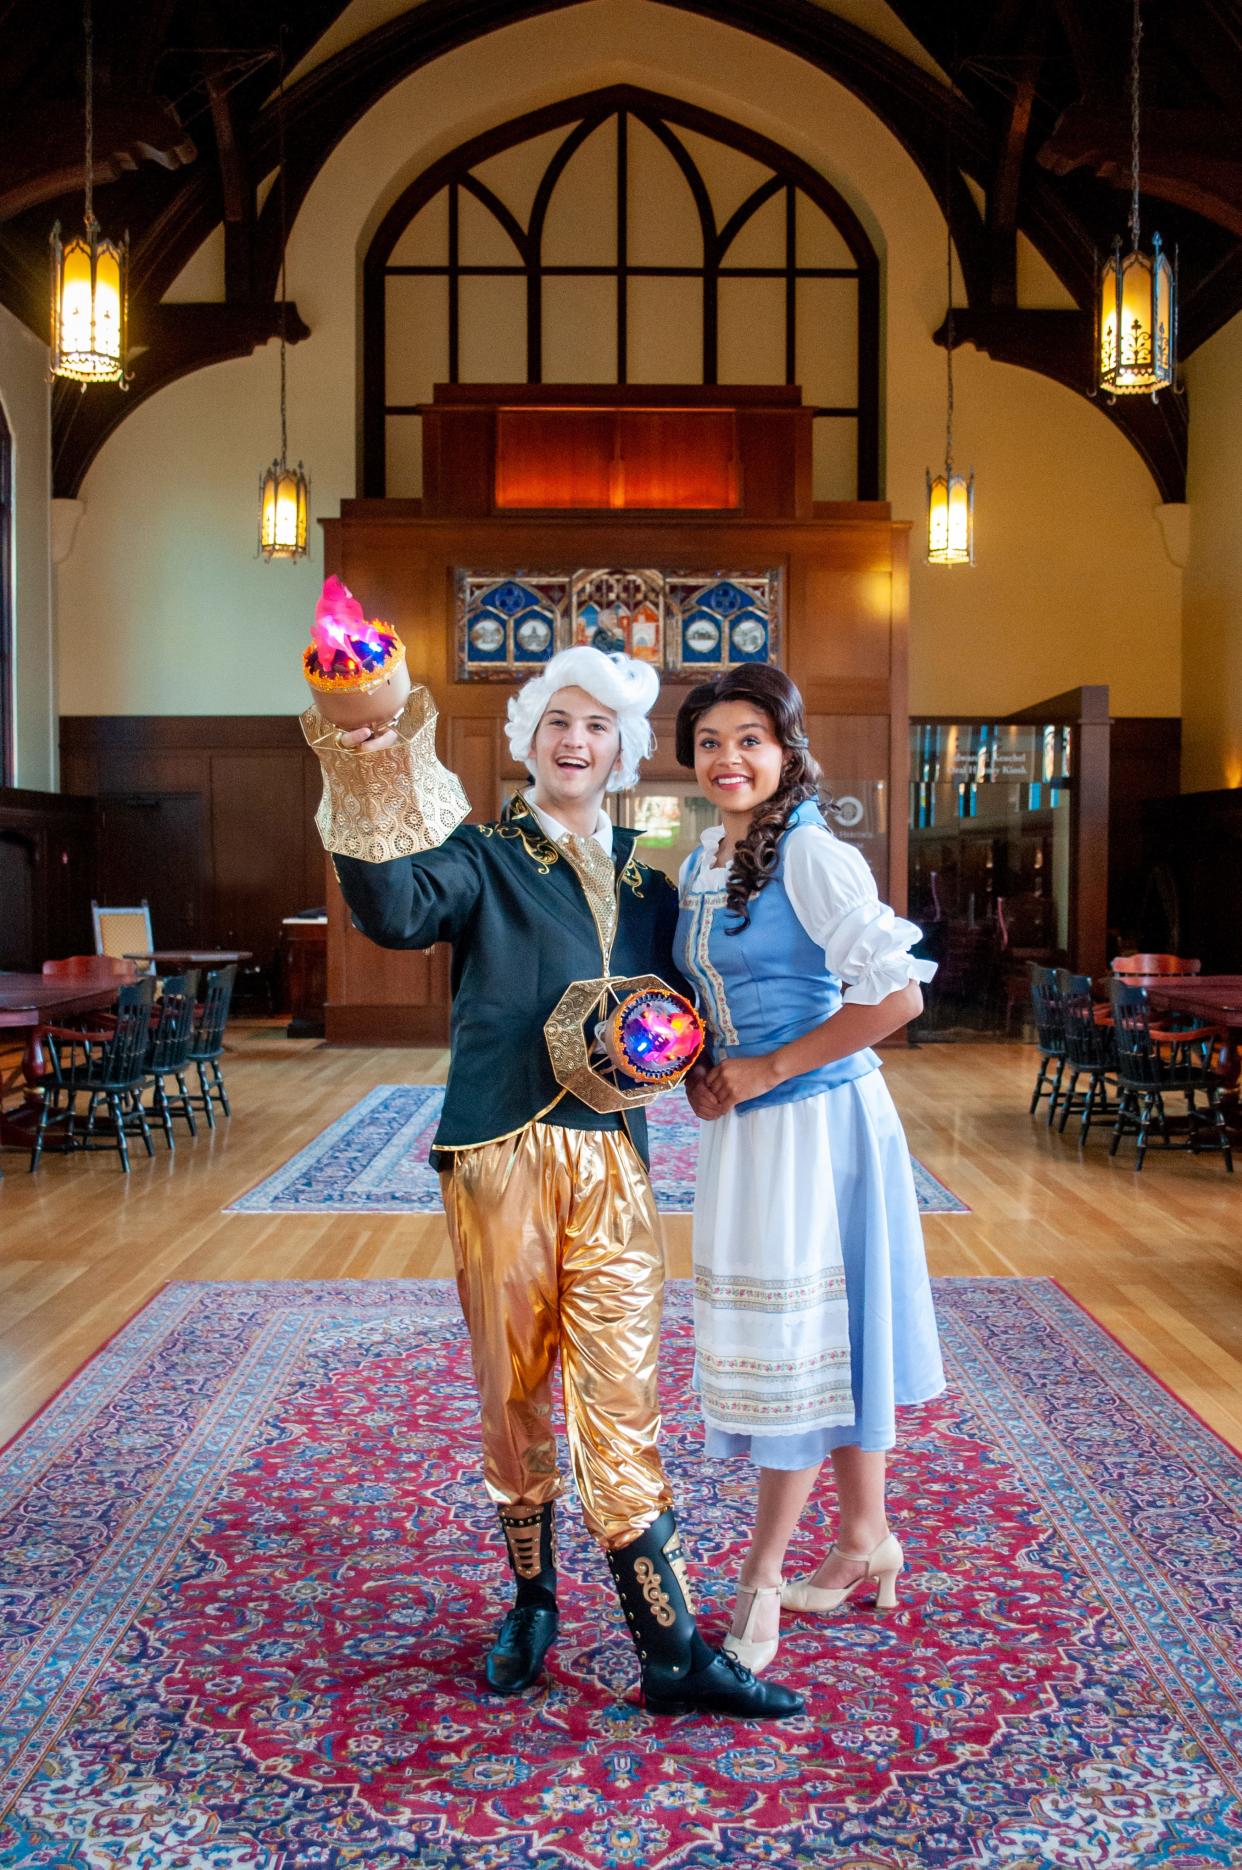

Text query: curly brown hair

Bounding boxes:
[675,666,828,931]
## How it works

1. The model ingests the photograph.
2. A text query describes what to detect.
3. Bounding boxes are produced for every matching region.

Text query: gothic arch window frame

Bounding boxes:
[362,85,881,499]
[0,397,11,786]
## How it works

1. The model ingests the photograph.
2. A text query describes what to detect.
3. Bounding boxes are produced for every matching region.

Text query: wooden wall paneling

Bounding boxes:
[302,751,329,909]
[209,752,308,964]
[98,792,207,952]
[324,849,450,1045]
[1107,717,1181,952]
[57,719,341,991]
[448,714,504,822]
[0,787,97,969]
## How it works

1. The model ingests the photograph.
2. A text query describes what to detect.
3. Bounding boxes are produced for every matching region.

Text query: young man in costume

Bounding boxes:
[304,644,801,1719]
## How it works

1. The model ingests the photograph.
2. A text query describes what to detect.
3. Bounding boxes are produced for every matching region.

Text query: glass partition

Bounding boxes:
[909,721,1074,1034]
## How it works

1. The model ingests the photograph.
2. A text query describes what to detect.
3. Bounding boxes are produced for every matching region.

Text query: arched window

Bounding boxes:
[0,399,11,787]
[363,87,879,502]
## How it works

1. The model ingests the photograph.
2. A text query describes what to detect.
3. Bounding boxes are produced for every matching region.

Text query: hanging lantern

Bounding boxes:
[926,156,974,567]
[50,1,129,389]
[1098,234,1176,398]
[926,467,974,566]
[1097,0,1178,400]
[259,457,310,559]
[257,32,310,562]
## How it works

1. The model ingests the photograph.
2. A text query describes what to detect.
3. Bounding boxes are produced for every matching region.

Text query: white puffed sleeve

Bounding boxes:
[783,826,938,1006]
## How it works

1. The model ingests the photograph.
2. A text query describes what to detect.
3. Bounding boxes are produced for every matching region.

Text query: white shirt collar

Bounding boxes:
[699,825,727,853]
[528,797,614,857]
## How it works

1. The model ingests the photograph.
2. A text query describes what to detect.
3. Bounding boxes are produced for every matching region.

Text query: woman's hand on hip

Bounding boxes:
[704,1053,781,1111]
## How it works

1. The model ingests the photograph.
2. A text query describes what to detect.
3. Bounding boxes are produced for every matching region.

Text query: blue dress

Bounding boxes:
[676,802,944,1466]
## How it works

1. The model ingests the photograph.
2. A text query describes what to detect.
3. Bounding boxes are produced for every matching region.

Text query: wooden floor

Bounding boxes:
[2,1032,1240,1451]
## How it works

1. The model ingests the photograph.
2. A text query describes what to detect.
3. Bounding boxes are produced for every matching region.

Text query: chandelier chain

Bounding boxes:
[944,157,955,473]
[1129,0,1142,251]
[83,0,94,230]
[277,26,288,464]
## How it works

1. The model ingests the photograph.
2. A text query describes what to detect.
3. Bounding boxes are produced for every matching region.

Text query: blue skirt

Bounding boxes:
[694,1069,945,1468]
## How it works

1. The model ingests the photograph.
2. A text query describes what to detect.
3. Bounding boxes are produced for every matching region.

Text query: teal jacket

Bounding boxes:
[334,793,687,1168]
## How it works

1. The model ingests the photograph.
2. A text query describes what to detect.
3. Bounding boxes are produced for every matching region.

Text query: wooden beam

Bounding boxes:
[1040,105,1242,238]
[0,99,197,222]
[938,307,1188,502]
[52,301,309,498]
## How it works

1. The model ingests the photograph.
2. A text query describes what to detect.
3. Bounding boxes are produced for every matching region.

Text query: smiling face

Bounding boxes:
[692,699,786,824]
[529,685,623,818]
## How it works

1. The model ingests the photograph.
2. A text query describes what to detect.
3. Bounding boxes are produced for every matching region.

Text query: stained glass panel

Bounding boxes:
[455,567,780,679]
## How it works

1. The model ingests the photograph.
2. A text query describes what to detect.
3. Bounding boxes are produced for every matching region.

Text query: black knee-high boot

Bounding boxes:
[486,1503,559,1694]
[607,1510,803,1718]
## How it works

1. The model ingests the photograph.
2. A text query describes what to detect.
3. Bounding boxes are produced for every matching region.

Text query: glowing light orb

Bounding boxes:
[600,990,704,1085]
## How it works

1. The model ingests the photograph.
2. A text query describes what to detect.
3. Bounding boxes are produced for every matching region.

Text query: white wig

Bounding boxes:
[505,646,660,792]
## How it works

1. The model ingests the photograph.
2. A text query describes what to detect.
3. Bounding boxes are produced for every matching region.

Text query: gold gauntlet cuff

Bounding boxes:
[300,686,470,863]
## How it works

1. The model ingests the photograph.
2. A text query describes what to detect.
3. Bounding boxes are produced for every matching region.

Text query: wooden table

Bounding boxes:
[1145,976,1242,1135]
[125,950,253,970]
[0,974,125,1155]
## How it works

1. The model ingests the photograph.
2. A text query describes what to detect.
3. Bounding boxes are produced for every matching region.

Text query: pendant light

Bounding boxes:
[50,0,129,388]
[926,167,974,566]
[1097,0,1177,399]
[258,33,309,560]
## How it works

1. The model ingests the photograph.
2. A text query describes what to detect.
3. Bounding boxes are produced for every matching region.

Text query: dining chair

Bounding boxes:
[29,977,156,1173]
[1027,964,1066,1125]
[188,964,237,1127]
[1107,979,1233,1173]
[1056,970,1116,1144]
[139,973,198,1147]
[91,901,155,972]
[1110,953,1201,981]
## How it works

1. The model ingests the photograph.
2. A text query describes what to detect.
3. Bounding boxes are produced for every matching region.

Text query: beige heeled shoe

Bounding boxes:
[721,1581,783,1674]
[781,1533,904,1614]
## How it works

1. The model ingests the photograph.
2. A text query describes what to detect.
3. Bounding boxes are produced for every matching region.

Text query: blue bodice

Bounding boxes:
[675,801,879,1114]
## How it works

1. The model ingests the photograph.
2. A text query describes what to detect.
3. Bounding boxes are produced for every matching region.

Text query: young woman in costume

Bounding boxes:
[676,665,943,1672]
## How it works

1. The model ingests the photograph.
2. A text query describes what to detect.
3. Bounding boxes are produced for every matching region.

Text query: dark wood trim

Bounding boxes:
[448,180,460,384]
[616,108,628,385]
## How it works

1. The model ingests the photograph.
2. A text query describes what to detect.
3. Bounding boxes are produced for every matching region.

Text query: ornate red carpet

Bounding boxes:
[1,1278,1238,1867]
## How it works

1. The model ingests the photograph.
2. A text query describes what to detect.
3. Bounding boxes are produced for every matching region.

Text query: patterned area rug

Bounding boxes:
[226,1084,970,1215]
[3,1278,1238,1868]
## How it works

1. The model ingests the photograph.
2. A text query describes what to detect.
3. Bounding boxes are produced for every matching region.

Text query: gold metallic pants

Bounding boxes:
[440,1122,674,1551]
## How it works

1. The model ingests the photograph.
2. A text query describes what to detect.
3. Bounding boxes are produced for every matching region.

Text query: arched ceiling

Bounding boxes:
[1,0,1234,498]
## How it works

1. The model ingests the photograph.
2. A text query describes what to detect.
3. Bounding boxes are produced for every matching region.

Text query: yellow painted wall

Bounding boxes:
[1182,308,1242,792]
[56,0,1182,721]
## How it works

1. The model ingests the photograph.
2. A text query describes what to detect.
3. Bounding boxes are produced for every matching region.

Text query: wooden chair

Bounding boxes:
[29,977,156,1173]
[91,901,154,971]
[1110,953,1201,981]
[187,964,236,1127]
[1056,970,1116,1144]
[1027,964,1066,1125]
[1108,979,1233,1173]
[139,974,198,1147]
